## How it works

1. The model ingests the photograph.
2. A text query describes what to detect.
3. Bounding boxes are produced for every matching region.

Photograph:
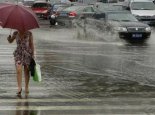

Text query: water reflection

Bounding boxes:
[16,95,39,115]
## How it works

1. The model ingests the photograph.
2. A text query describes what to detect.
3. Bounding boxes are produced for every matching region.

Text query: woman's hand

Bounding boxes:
[7,31,17,43]
[7,35,11,43]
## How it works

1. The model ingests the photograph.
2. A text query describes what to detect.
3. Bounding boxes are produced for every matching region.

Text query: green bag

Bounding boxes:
[33,64,42,82]
[30,111,38,115]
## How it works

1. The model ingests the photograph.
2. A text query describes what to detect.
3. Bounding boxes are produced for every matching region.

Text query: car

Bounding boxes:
[49,3,72,25]
[95,2,124,11]
[75,11,151,41]
[98,0,118,3]
[123,0,155,26]
[56,5,99,26]
[22,0,35,8]
[31,1,51,19]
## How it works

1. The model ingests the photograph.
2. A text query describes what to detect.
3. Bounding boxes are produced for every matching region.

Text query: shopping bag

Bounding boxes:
[33,64,42,82]
[29,58,36,77]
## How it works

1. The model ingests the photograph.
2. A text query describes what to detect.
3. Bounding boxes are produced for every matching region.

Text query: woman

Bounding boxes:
[7,30,35,95]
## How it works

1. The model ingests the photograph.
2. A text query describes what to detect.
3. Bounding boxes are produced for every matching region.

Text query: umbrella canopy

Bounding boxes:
[0,3,39,32]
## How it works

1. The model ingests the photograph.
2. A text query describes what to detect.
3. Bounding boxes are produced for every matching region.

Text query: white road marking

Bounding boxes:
[0,105,154,110]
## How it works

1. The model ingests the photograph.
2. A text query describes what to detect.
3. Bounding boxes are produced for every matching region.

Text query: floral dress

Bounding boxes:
[13,31,33,66]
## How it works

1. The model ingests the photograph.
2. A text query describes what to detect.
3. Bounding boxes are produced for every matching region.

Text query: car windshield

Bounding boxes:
[56,6,69,11]
[131,2,155,10]
[53,4,70,11]
[63,6,84,12]
[23,1,34,6]
[107,12,138,22]
[99,4,123,11]
[32,3,48,8]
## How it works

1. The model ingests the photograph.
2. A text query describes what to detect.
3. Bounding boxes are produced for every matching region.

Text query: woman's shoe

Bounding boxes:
[16,88,22,95]
[25,91,29,94]
[25,88,29,95]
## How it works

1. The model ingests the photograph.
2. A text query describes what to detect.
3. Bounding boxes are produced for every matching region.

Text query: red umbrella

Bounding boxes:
[0,3,39,32]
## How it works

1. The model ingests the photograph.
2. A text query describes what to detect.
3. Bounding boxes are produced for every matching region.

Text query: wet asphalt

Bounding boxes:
[1,19,155,114]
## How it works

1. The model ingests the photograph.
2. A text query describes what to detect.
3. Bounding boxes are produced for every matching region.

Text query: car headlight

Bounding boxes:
[115,27,127,32]
[133,14,139,17]
[145,27,151,32]
[133,14,141,19]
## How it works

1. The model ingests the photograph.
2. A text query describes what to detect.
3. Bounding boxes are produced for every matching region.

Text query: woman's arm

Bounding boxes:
[29,32,35,58]
[7,31,17,43]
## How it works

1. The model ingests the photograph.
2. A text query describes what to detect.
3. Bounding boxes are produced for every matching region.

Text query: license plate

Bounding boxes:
[132,34,142,38]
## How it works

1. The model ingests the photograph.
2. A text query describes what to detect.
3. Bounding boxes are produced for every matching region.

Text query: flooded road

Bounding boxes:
[36,21,155,97]
[1,20,155,114]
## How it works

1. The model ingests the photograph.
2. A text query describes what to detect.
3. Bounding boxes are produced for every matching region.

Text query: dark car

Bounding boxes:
[49,3,72,25]
[31,1,51,19]
[56,5,98,26]
[76,11,151,40]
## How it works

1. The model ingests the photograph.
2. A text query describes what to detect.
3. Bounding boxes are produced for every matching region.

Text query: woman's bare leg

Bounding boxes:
[16,63,22,93]
[24,65,30,93]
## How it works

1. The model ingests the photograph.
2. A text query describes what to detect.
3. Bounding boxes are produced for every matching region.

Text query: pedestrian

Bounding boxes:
[7,30,35,96]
